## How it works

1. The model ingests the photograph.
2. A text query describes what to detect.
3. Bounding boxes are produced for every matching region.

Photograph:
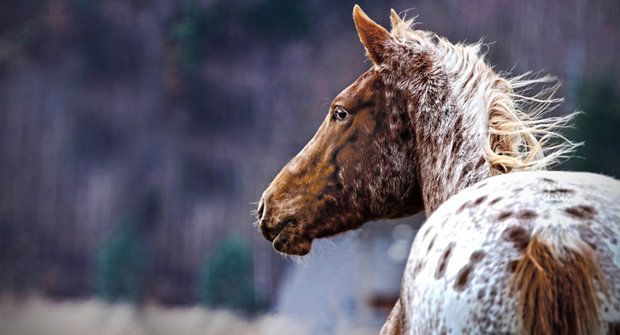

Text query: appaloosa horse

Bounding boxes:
[257,5,620,335]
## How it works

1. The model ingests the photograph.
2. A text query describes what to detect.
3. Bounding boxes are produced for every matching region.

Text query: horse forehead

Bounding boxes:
[333,69,378,106]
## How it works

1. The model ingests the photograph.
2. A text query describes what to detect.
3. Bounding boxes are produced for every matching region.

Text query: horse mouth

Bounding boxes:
[260,218,293,242]
[264,219,312,256]
[273,233,312,256]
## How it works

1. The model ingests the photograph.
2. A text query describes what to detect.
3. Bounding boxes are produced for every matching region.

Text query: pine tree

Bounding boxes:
[96,223,149,302]
[570,77,620,178]
[199,236,264,314]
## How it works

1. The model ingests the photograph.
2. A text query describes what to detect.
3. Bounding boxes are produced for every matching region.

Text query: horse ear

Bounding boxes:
[353,5,391,64]
[390,9,403,28]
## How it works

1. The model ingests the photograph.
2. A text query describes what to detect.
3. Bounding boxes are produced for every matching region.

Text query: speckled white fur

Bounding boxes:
[399,171,620,334]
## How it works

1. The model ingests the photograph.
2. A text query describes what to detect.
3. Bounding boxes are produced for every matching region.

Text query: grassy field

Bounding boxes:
[0,296,309,335]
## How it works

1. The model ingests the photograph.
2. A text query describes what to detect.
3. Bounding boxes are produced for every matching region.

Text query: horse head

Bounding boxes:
[256,6,432,255]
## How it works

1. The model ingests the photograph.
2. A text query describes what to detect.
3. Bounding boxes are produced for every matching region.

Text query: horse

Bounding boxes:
[256,5,620,335]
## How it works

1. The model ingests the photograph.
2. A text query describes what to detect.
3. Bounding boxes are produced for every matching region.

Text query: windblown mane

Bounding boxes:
[485,73,577,174]
[391,16,578,175]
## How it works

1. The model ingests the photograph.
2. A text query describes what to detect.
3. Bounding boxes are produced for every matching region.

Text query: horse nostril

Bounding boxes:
[259,221,273,241]
[257,198,265,220]
[259,218,295,242]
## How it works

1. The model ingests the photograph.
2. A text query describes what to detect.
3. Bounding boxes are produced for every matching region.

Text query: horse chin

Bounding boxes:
[272,232,312,256]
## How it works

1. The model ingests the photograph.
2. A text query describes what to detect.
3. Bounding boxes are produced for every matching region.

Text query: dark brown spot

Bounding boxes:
[517,210,538,220]
[410,260,425,280]
[460,163,470,179]
[498,211,513,221]
[453,251,485,293]
[470,250,485,263]
[457,201,469,213]
[454,264,474,292]
[541,177,556,183]
[475,156,486,169]
[435,242,455,279]
[477,288,485,301]
[429,153,438,166]
[489,197,503,205]
[422,227,432,239]
[543,188,575,195]
[502,226,531,251]
[507,260,519,273]
[473,195,487,206]
[452,139,463,157]
[427,235,436,252]
[565,205,597,220]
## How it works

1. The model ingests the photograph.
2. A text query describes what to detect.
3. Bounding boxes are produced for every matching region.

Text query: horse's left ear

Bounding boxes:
[390,9,403,28]
[353,5,391,65]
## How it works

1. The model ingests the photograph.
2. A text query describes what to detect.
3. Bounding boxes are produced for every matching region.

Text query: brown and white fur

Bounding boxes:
[257,5,620,334]
[390,171,620,334]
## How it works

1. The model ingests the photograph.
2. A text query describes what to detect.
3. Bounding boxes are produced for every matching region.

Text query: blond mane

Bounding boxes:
[486,73,577,174]
[390,14,578,175]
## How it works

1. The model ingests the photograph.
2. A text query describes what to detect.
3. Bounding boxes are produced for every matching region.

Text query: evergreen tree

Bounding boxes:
[96,223,149,302]
[199,236,264,313]
[570,77,620,178]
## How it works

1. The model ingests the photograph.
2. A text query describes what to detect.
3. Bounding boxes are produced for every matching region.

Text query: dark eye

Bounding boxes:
[333,107,349,121]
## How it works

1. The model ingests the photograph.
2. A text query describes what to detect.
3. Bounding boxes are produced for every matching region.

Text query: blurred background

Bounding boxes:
[0,0,618,334]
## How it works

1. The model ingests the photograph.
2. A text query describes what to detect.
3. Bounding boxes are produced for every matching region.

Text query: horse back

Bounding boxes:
[399,171,620,334]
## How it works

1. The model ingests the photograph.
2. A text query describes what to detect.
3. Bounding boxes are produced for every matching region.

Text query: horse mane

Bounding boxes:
[390,15,579,175]
[485,74,577,174]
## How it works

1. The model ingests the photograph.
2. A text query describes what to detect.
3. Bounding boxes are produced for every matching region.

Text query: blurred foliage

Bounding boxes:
[570,77,620,178]
[73,112,123,161]
[169,0,311,71]
[182,79,255,133]
[169,3,216,72]
[74,2,137,77]
[96,223,150,302]
[182,158,237,197]
[246,0,311,40]
[199,236,264,314]
[0,0,44,35]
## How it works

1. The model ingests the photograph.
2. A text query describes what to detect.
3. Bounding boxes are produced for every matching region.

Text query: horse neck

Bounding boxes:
[409,63,494,215]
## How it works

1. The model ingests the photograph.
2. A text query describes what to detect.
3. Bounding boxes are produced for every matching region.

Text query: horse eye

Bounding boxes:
[334,107,349,120]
